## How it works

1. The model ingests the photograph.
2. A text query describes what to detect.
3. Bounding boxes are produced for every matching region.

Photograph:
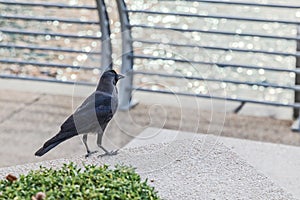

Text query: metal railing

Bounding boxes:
[116,0,300,121]
[0,0,111,85]
[1,0,300,130]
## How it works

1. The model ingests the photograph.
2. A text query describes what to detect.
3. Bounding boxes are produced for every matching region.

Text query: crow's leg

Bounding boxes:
[96,132,118,157]
[83,134,97,158]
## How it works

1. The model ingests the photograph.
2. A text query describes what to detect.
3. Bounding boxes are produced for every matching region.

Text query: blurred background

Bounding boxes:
[0,0,300,167]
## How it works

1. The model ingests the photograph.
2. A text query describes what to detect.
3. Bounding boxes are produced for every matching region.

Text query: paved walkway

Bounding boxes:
[0,89,87,166]
[0,79,133,167]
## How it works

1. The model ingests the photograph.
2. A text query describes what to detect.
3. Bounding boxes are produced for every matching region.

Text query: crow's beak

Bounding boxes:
[117,74,125,80]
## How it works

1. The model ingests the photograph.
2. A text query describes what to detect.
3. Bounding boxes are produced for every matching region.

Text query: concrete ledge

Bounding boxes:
[126,127,300,199]
[0,137,295,200]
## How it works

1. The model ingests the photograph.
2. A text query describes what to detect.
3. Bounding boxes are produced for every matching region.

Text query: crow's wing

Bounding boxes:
[60,91,115,134]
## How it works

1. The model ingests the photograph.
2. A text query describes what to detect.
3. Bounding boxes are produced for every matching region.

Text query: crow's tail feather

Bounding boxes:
[35,131,77,157]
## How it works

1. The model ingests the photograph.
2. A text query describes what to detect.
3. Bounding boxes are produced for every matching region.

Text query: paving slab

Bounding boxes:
[0,92,85,167]
[0,137,295,200]
[0,89,42,123]
[126,127,300,199]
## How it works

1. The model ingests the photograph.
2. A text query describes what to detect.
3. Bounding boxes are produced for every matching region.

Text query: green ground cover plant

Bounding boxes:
[0,163,160,200]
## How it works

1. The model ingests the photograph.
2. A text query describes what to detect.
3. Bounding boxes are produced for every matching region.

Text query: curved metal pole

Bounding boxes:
[95,0,112,70]
[116,0,135,110]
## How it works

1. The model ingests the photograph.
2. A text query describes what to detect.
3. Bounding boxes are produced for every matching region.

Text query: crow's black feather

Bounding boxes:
[35,70,122,157]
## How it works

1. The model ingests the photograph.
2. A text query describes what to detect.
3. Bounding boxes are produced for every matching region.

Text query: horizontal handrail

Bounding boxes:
[132,39,299,57]
[0,74,95,86]
[0,59,98,70]
[0,29,101,39]
[0,15,99,25]
[133,87,300,108]
[131,54,300,73]
[126,10,300,25]
[133,71,300,91]
[129,24,300,41]
[0,1,96,9]
[0,44,101,55]
[184,0,300,9]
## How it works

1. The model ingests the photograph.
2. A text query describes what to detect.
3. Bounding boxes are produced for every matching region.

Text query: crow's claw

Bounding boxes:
[85,150,98,158]
[98,149,119,158]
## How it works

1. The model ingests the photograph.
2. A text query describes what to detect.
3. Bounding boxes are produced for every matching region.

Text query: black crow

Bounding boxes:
[35,69,124,157]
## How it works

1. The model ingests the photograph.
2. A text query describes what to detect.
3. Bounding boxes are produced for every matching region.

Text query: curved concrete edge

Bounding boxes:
[0,136,296,200]
[126,127,300,199]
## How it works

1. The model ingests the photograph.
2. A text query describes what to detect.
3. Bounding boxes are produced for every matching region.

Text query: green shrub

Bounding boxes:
[0,163,160,200]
